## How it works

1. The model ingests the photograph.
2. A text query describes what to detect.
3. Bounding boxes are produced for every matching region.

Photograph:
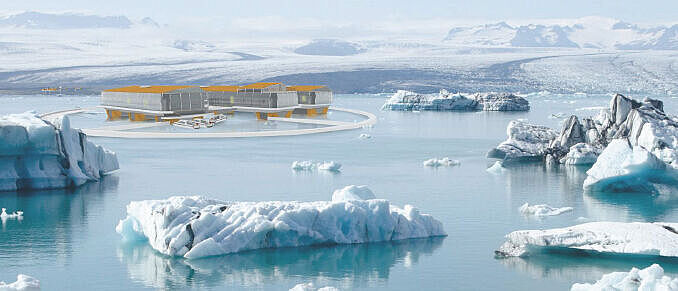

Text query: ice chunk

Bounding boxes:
[0,112,118,191]
[486,161,506,174]
[116,195,446,259]
[358,133,371,139]
[331,185,376,202]
[0,274,40,291]
[317,161,341,172]
[518,203,573,217]
[1,208,23,219]
[291,161,342,172]
[423,157,460,167]
[561,143,600,165]
[571,264,678,291]
[382,90,528,112]
[583,139,675,192]
[289,283,339,291]
[291,161,316,171]
[487,121,558,162]
[475,92,530,111]
[495,222,678,258]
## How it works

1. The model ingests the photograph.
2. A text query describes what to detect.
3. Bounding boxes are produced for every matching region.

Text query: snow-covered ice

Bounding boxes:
[358,133,371,139]
[486,161,507,174]
[423,158,460,167]
[0,274,40,291]
[571,264,678,291]
[518,203,573,217]
[382,90,529,112]
[117,194,446,259]
[291,161,342,172]
[0,112,119,191]
[487,121,558,162]
[289,282,339,291]
[562,143,600,165]
[331,185,376,202]
[495,222,678,258]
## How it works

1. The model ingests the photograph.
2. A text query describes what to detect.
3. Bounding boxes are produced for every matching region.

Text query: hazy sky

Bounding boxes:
[3,0,678,24]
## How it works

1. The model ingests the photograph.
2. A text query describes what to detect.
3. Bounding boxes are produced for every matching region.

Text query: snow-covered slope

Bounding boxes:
[0,112,119,191]
[496,222,678,258]
[117,193,445,259]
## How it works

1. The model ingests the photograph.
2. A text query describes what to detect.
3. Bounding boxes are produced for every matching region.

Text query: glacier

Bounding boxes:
[495,222,678,258]
[571,264,678,291]
[116,192,446,259]
[518,203,573,217]
[0,112,119,191]
[423,158,460,167]
[0,274,40,291]
[381,90,529,112]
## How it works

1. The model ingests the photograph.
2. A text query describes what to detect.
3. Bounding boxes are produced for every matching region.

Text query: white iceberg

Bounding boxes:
[486,121,558,162]
[518,203,573,217]
[289,283,339,291]
[571,264,678,291]
[1,208,23,224]
[331,185,376,202]
[0,112,118,191]
[583,139,676,193]
[0,274,40,291]
[495,221,678,258]
[382,90,529,112]
[291,161,342,172]
[423,158,460,167]
[561,143,600,165]
[117,194,446,259]
[486,161,507,174]
[358,133,371,139]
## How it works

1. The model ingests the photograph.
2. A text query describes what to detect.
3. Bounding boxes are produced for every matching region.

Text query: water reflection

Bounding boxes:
[0,176,118,267]
[118,237,444,290]
[500,253,678,283]
[583,190,678,222]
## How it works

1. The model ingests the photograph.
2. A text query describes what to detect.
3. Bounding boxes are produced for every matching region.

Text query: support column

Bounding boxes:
[285,111,292,118]
[306,108,318,117]
[321,107,329,114]
[255,112,267,120]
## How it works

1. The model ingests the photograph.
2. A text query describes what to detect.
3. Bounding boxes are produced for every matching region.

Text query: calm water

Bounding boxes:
[1,93,678,290]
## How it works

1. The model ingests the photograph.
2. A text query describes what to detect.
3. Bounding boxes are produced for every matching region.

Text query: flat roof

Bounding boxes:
[287,85,327,92]
[200,86,241,92]
[241,82,281,89]
[103,85,192,93]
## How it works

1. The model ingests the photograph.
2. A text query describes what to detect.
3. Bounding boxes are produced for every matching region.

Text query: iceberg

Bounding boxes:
[358,133,371,139]
[0,274,40,291]
[561,143,600,165]
[331,185,376,202]
[495,221,678,258]
[518,203,573,217]
[317,161,341,172]
[382,90,529,112]
[1,208,23,223]
[423,157,460,167]
[486,161,506,174]
[571,264,678,291]
[291,161,342,172]
[289,283,338,291]
[0,112,119,191]
[291,161,316,171]
[116,194,446,259]
[486,121,558,162]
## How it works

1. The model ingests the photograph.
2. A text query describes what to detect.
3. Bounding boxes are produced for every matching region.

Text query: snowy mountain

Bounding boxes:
[0,11,132,29]
[444,18,678,50]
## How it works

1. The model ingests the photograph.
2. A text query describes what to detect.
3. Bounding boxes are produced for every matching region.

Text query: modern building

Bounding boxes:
[101,85,206,121]
[101,83,332,121]
[287,85,333,116]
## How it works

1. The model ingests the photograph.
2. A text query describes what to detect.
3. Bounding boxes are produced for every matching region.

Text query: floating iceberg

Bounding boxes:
[289,283,339,291]
[571,264,678,291]
[518,203,572,217]
[0,112,119,191]
[117,194,445,259]
[0,274,40,291]
[495,222,678,258]
[486,121,558,162]
[561,143,600,165]
[331,185,376,202]
[486,161,506,174]
[382,90,529,112]
[358,133,371,139]
[423,157,460,167]
[1,208,23,221]
[291,161,342,172]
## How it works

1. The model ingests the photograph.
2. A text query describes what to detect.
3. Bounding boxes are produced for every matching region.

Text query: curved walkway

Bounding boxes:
[44,107,377,139]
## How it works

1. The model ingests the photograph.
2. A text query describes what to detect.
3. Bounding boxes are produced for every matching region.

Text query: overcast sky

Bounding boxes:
[3,0,677,24]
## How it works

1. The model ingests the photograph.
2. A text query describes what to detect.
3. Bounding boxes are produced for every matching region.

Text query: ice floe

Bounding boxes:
[358,133,371,139]
[289,282,339,291]
[0,112,119,191]
[117,193,446,259]
[423,158,460,167]
[518,203,573,217]
[486,161,507,174]
[1,208,23,221]
[0,274,40,291]
[291,161,342,172]
[495,221,678,258]
[382,90,529,112]
[571,264,678,291]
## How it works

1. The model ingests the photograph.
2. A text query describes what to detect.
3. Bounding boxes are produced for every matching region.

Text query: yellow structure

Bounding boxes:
[103,85,192,93]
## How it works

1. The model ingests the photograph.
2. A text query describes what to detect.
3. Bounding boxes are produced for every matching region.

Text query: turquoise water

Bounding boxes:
[1,93,678,290]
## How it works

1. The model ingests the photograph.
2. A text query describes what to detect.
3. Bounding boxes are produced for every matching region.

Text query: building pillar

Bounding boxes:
[306,108,318,117]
